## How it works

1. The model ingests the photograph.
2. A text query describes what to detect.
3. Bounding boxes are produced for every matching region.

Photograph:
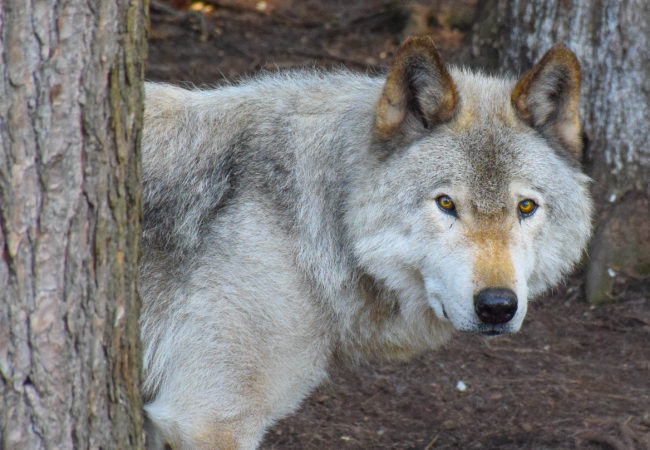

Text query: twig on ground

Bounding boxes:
[423,434,439,450]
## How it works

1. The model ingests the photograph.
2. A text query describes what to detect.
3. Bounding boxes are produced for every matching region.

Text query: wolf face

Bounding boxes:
[349,37,592,336]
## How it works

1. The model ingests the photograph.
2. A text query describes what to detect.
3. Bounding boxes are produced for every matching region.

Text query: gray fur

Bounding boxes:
[140,49,592,449]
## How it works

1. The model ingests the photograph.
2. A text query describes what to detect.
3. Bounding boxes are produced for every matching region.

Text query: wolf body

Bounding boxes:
[140,37,592,449]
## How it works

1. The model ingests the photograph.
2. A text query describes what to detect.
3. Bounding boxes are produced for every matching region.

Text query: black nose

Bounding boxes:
[474,288,518,325]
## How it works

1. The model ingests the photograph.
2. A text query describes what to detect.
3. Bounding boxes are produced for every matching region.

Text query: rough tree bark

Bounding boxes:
[466,0,650,304]
[0,0,147,448]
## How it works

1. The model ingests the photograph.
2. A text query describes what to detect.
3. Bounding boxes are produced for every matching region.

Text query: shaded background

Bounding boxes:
[146,1,650,448]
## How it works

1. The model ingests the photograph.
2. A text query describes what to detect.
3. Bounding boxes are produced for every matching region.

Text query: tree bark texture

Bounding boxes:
[467,0,650,303]
[0,0,147,448]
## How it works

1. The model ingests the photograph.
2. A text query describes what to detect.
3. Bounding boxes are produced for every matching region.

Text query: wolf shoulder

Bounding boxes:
[141,71,383,209]
[140,71,383,260]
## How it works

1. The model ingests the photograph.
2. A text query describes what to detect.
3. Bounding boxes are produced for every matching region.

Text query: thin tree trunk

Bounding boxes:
[466,0,650,304]
[0,0,147,448]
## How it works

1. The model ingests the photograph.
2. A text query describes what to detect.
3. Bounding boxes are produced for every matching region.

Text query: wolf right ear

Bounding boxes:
[511,45,582,158]
[375,36,457,141]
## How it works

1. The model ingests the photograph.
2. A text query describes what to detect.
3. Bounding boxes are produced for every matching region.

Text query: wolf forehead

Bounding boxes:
[401,68,553,212]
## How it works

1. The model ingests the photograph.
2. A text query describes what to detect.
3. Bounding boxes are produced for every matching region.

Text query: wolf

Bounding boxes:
[139,36,593,449]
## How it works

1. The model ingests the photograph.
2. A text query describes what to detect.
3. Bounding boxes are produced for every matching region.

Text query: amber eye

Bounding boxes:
[436,195,457,216]
[518,199,537,217]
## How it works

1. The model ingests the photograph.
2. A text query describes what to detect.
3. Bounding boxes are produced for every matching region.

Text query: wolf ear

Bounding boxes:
[511,45,582,158]
[375,36,457,140]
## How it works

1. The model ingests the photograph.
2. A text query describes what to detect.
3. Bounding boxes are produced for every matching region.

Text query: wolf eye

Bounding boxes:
[518,199,537,218]
[436,195,457,216]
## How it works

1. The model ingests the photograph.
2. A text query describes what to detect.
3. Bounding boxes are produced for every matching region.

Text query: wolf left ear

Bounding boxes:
[511,45,582,158]
[375,36,457,140]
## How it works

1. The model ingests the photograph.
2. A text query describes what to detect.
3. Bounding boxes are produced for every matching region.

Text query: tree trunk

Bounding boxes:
[466,0,650,304]
[0,0,147,448]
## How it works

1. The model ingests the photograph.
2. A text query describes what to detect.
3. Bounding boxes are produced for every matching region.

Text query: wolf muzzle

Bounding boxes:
[474,287,518,325]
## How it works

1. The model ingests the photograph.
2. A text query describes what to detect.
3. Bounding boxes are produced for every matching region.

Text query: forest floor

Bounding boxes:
[146,1,650,448]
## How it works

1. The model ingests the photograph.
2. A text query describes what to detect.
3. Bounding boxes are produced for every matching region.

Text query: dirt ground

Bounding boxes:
[146,1,650,448]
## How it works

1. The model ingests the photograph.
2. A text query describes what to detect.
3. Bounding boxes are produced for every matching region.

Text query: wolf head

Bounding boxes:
[349,37,592,336]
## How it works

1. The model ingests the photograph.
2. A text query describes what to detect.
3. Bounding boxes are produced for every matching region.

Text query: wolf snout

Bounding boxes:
[474,287,518,325]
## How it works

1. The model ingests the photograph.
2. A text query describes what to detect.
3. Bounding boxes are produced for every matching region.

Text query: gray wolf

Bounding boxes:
[139,36,592,449]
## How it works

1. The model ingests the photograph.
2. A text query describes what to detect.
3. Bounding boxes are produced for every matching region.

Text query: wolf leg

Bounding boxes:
[144,398,266,450]
[143,348,328,450]
[142,294,330,449]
